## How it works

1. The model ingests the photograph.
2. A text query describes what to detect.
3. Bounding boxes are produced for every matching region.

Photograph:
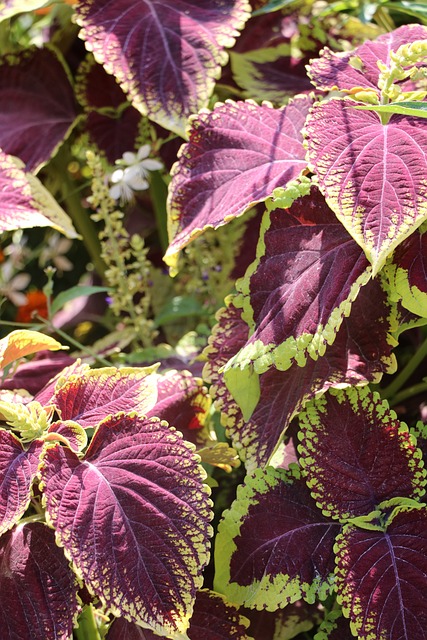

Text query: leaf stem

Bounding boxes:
[381,334,427,401]
[389,381,427,408]
[74,605,102,640]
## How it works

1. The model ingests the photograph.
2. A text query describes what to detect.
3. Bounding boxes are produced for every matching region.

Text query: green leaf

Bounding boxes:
[354,100,427,118]
[50,285,109,316]
[384,1,427,24]
[252,0,301,16]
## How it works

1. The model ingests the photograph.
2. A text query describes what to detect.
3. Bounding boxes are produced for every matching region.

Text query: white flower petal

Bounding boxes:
[140,158,163,171]
[122,151,137,165]
[127,174,149,191]
[136,144,151,160]
[109,184,122,200]
[111,168,125,183]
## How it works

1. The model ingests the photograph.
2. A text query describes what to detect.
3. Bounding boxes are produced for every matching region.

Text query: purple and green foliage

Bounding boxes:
[0,358,213,638]
[216,387,427,639]
[2,2,427,638]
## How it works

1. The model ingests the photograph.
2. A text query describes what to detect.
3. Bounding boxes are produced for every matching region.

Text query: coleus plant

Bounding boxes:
[0,330,229,638]
[1,2,427,639]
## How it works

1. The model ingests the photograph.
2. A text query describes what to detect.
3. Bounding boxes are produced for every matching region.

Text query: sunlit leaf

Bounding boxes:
[305,99,427,274]
[307,24,427,93]
[0,0,49,22]
[0,151,78,237]
[165,96,311,271]
[0,433,43,535]
[50,366,159,428]
[40,413,212,637]
[75,0,251,136]
[0,330,67,371]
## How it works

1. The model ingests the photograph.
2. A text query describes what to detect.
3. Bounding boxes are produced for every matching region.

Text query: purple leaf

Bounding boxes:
[204,276,396,471]
[242,600,322,639]
[0,433,44,535]
[107,590,252,640]
[165,96,311,270]
[34,360,89,408]
[335,505,427,639]
[76,57,142,163]
[187,590,252,640]
[230,46,313,103]
[147,370,211,445]
[0,151,78,237]
[0,351,75,397]
[308,24,427,93]
[214,466,340,609]
[0,522,79,639]
[75,0,250,136]
[50,366,158,428]
[305,100,427,273]
[40,413,212,637]
[0,47,79,171]
[47,421,88,453]
[298,387,425,520]
[225,186,371,379]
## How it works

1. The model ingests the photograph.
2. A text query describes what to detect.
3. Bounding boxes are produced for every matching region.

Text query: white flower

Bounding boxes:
[0,262,31,306]
[109,144,163,203]
[39,233,73,273]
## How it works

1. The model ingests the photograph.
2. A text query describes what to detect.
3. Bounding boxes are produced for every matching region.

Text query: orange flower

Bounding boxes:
[16,290,48,323]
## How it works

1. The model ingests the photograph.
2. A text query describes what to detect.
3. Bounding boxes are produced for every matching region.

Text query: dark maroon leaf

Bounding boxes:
[76,57,142,163]
[0,47,79,171]
[165,96,311,271]
[146,370,211,445]
[298,387,425,520]
[0,523,79,639]
[107,590,252,639]
[187,590,252,639]
[0,434,44,535]
[76,0,250,136]
[308,24,427,93]
[40,413,212,637]
[204,276,396,471]
[224,186,371,379]
[50,366,158,427]
[0,351,75,396]
[214,467,340,609]
[336,505,427,639]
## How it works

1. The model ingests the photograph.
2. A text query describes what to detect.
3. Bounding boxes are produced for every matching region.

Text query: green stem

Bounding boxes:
[74,605,101,640]
[149,171,169,254]
[50,148,106,279]
[60,175,106,279]
[381,334,427,401]
[390,381,427,408]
